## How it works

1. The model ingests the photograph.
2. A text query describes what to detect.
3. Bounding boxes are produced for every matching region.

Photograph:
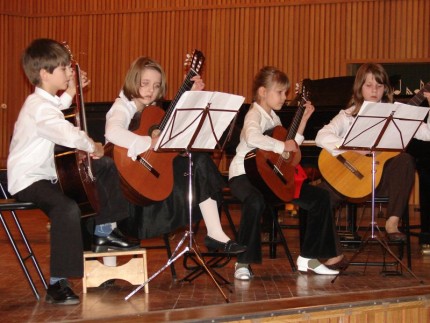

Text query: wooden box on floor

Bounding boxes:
[83,249,148,293]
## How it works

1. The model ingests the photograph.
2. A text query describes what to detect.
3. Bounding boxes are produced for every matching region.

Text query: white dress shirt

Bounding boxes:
[229,102,304,179]
[7,87,95,195]
[105,91,152,159]
[7,87,95,194]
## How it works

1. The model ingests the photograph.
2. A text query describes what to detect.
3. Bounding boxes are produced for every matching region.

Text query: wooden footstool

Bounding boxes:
[83,249,148,293]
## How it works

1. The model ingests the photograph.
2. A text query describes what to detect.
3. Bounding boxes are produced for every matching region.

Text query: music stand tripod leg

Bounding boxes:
[125,152,230,302]
[125,232,190,300]
[332,151,424,284]
[183,152,230,302]
[375,236,424,283]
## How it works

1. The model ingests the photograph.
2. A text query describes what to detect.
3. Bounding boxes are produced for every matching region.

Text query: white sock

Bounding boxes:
[103,224,117,266]
[103,256,117,267]
[199,198,230,243]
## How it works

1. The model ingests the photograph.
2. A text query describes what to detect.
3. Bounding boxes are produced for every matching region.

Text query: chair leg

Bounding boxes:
[0,210,48,300]
[269,212,277,259]
[269,206,297,272]
[163,233,177,280]
[222,203,238,240]
[402,207,412,269]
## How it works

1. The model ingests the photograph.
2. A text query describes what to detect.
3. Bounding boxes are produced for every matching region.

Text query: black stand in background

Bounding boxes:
[332,104,426,284]
[407,139,430,248]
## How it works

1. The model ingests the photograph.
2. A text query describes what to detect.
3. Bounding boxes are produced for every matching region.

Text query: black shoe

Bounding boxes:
[204,236,247,254]
[387,231,407,242]
[45,280,80,305]
[92,228,140,252]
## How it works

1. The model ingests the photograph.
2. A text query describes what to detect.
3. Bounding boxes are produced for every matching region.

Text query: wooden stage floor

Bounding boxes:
[1,206,430,322]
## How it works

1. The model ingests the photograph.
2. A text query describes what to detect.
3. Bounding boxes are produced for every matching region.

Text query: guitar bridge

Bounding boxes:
[136,156,160,178]
[336,155,364,179]
[266,159,287,185]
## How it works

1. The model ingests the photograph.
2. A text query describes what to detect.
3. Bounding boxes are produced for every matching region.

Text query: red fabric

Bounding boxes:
[294,164,308,199]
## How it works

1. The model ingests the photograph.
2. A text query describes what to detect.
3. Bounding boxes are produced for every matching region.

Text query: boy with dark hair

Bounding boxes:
[7,38,139,305]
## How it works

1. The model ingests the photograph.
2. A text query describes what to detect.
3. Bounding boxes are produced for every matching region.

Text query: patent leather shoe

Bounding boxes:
[325,256,349,271]
[297,256,339,275]
[386,231,407,242]
[92,228,140,252]
[45,280,80,305]
[204,236,247,254]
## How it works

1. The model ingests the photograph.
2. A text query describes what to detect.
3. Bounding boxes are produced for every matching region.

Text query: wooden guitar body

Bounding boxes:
[318,149,398,199]
[244,125,300,203]
[113,105,177,205]
[55,147,100,217]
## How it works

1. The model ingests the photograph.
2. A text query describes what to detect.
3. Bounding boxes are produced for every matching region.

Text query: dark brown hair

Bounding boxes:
[21,38,71,86]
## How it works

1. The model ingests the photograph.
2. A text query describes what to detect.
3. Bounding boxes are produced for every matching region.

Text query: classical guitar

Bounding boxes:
[318,81,430,200]
[244,84,309,203]
[54,44,100,216]
[113,50,205,205]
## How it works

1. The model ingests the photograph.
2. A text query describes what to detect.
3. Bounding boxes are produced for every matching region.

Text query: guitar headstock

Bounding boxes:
[295,81,310,105]
[184,50,205,75]
[61,41,76,65]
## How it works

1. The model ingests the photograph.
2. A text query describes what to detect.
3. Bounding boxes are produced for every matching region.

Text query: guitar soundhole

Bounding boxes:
[148,125,160,136]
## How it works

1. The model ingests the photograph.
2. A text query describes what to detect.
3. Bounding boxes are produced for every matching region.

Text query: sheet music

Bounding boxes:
[340,101,429,150]
[155,91,245,150]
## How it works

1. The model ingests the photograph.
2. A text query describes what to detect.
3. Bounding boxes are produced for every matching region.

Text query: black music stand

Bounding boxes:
[125,91,244,302]
[332,101,429,283]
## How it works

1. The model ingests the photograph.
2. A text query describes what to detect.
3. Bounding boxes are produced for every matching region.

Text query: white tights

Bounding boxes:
[199,198,230,243]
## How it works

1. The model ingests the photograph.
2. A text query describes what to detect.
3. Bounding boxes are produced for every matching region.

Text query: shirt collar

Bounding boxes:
[119,90,138,113]
[35,87,62,107]
[253,102,277,120]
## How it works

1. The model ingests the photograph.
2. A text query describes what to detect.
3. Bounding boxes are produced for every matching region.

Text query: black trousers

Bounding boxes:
[293,182,342,259]
[229,174,342,264]
[15,156,128,278]
[120,152,225,239]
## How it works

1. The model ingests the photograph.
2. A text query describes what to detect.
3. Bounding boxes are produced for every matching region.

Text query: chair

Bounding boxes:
[0,169,48,300]
[262,203,297,271]
[341,197,412,270]
[221,187,297,272]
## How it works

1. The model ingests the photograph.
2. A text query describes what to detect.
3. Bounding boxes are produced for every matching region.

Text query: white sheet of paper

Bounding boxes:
[341,101,429,150]
[155,91,245,150]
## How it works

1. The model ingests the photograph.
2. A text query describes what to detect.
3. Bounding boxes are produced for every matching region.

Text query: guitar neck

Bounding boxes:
[74,63,88,133]
[407,81,430,106]
[286,104,305,140]
[158,68,199,131]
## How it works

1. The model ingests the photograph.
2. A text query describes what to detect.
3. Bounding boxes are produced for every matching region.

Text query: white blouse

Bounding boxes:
[229,102,304,179]
[105,91,152,160]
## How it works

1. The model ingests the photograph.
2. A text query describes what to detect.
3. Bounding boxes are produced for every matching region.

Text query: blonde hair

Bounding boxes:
[122,57,167,103]
[252,66,290,102]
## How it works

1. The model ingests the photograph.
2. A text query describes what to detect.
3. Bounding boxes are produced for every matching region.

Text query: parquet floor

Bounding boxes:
[1,205,430,322]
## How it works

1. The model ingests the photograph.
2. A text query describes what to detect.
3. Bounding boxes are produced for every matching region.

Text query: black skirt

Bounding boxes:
[119,152,225,239]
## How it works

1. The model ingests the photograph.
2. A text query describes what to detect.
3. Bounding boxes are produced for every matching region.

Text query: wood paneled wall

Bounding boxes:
[1,0,429,166]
